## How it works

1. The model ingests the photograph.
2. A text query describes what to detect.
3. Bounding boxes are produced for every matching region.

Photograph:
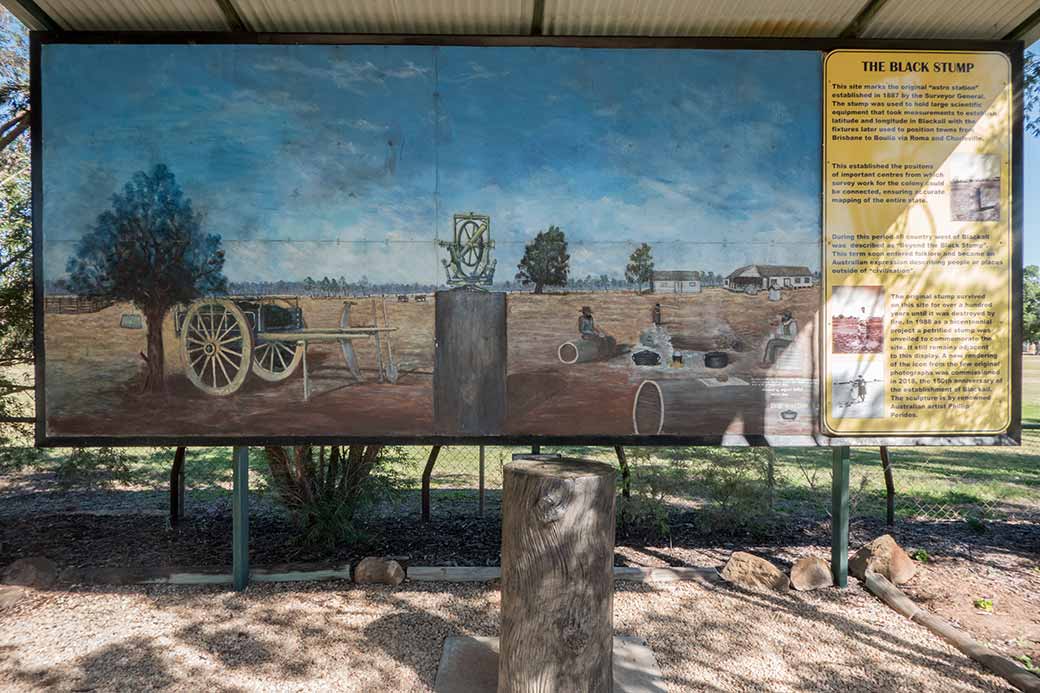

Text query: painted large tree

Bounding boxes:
[625,242,654,292]
[67,164,226,393]
[516,225,569,294]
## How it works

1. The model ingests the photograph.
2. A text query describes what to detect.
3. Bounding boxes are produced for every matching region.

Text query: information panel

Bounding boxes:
[31,36,1020,446]
[823,50,1014,436]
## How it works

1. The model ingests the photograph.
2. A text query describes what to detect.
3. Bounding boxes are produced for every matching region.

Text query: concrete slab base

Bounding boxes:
[434,635,666,692]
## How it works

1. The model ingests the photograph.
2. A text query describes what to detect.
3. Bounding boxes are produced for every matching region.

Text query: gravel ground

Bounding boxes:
[0,578,1012,692]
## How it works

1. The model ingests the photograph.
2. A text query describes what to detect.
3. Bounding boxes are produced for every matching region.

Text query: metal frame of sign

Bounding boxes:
[29,32,1023,447]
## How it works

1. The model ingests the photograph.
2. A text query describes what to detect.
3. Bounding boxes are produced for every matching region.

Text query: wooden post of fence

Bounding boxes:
[831,446,850,588]
[478,445,486,517]
[421,445,441,522]
[232,446,249,591]
[169,446,186,526]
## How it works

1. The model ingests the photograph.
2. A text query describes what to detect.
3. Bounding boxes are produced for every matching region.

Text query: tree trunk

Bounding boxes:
[614,445,630,499]
[499,457,616,692]
[143,307,166,393]
[880,447,896,526]
[534,281,544,294]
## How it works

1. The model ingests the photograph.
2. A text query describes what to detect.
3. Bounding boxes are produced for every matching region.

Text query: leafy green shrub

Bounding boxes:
[0,446,40,474]
[965,512,988,533]
[53,448,135,490]
[264,445,403,550]
[616,449,682,538]
[616,447,779,538]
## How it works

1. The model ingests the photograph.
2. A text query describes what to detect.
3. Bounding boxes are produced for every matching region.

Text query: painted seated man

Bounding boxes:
[579,306,617,353]
[763,310,798,365]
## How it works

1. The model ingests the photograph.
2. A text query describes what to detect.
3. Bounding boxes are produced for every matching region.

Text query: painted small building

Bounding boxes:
[652,270,701,294]
[724,264,813,292]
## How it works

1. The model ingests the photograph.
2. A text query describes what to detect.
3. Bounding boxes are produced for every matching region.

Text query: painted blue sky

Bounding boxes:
[42,44,822,284]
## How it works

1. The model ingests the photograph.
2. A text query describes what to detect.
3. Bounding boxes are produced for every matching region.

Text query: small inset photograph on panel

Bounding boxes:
[830,285,884,354]
[831,357,885,419]
[948,153,1001,222]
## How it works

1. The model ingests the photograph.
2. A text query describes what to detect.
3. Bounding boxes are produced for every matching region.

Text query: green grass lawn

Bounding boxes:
[1023,355,1040,424]
[3,359,1039,523]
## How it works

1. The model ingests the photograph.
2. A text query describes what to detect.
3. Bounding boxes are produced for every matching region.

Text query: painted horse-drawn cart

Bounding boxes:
[175,296,395,399]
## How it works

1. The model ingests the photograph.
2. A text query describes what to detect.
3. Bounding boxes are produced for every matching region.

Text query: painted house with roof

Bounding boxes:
[723,264,813,293]
[651,270,701,294]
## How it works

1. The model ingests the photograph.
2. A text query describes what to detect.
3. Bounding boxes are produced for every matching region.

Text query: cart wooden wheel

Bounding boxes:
[182,299,253,396]
[251,339,304,382]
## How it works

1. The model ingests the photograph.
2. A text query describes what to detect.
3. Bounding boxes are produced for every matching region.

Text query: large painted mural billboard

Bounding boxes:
[37,41,826,444]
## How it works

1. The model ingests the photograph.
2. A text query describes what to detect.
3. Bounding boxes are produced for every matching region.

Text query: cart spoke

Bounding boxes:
[215,311,229,340]
[276,345,288,370]
[215,350,232,385]
[222,347,242,359]
[210,354,218,388]
[189,351,206,371]
[188,323,207,341]
[216,347,238,374]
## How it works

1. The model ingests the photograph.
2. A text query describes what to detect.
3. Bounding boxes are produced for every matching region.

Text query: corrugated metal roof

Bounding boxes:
[35,0,228,31]
[235,0,534,34]
[542,0,865,37]
[861,0,1038,40]
[6,0,1040,41]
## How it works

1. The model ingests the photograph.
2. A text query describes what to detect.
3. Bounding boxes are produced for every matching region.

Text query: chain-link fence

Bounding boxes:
[2,433,1036,534]
[397,432,1040,527]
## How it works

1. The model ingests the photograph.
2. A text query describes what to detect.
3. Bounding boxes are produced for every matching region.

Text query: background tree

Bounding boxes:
[1026,52,1040,136]
[516,225,569,294]
[0,133,31,440]
[0,10,27,155]
[67,164,226,393]
[1024,264,1040,344]
[0,9,31,442]
[625,242,654,292]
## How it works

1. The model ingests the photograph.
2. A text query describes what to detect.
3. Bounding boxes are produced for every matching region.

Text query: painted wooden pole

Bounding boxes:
[232,446,249,591]
[831,446,850,588]
[433,288,507,435]
[500,457,616,692]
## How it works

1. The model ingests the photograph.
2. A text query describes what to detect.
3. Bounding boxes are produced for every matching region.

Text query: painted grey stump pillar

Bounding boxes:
[831,446,850,588]
[434,288,507,435]
[232,446,249,591]
[500,457,616,692]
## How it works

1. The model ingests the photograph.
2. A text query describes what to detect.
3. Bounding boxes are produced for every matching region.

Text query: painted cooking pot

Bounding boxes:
[704,351,729,369]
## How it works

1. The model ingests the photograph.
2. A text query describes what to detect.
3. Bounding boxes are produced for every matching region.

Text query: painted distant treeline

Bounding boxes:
[44,272,744,297]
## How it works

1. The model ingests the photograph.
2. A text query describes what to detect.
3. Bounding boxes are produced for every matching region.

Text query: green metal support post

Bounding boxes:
[232,446,249,591]
[831,446,850,587]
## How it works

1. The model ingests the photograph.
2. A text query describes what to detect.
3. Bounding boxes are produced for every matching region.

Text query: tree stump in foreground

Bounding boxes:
[500,457,616,692]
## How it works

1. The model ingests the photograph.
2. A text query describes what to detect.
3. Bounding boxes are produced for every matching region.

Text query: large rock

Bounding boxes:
[3,557,57,589]
[353,557,405,586]
[790,556,832,591]
[0,585,25,610]
[720,552,789,592]
[849,535,916,585]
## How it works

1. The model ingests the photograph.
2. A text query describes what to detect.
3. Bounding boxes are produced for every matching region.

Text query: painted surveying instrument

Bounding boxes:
[438,212,496,288]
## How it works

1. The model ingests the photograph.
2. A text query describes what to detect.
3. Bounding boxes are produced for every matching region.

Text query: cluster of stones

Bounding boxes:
[719,534,917,592]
